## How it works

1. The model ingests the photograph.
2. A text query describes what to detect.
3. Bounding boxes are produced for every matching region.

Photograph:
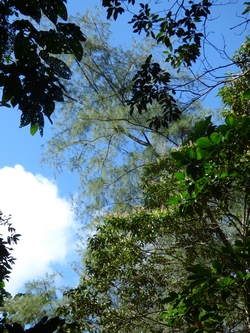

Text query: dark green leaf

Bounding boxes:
[69,38,83,61]
[243,89,250,98]
[42,56,71,79]
[196,147,208,160]
[185,147,195,159]
[14,33,31,59]
[212,260,222,270]
[55,1,68,21]
[13,0,41,23]
[225,115,234,126]
[41,1,58,24]
[171,151,186,161]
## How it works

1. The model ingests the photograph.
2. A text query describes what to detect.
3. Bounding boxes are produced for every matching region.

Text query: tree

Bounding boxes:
[1,273,66,326]
[58,121,250,332]
[99,1,250,129]
[56,37,250,332]
[0,0,85,135]
[43,11,207,222]
[0,212,65,333]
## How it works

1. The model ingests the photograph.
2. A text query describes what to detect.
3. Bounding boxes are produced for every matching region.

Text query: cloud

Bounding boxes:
[0,165,77,295]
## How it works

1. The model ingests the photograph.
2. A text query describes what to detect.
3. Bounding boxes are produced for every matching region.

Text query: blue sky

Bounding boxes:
[0,1,248,295]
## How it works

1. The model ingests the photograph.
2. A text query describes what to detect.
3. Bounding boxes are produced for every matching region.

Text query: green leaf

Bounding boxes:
[225,115,234,126]
[161,311,172,318]
[236,271,244,279]
[212,260,222,270]
[166,197,181,205]
[174,172,185,180]
[30,124,39,136]
[196,137,212,148]
[243,89,250,98]
[210,132,222,145]
[219,276,234,287]
[242,5,250,14]
[196,147,208,160]
[185,147,195,159]
[171,151,186,161]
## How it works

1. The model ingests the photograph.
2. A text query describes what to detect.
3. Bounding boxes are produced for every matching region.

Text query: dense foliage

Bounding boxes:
[54,37,250,332]
[58,120,250,332]
[3,2,250,333]
[0,0,85,135]
[0,212,20,300]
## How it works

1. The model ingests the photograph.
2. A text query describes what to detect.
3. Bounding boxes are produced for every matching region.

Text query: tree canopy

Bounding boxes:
[43,11,207,222]
[1,273,65,326]
[54,36,250,333]
[99,0,250,129]
[2,2,250,333]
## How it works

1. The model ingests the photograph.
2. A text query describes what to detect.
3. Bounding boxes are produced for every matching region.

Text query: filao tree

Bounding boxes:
[43,11,207,222]
[43,1,250,221]
[1,273,66,326]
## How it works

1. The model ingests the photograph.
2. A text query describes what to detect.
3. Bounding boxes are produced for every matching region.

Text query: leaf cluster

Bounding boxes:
[128,55,181,130]
[102,0,211,67]
[0,212,20,286]
[0,0,85,135]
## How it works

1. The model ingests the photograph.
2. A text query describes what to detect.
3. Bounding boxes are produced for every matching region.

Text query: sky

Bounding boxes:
[0,1,248,296]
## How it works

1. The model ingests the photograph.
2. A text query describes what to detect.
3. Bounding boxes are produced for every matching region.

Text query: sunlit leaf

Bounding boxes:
[196,137,212,148]
[30,124,39,136]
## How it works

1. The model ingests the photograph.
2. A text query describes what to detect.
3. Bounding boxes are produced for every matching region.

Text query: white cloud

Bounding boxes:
[0,165,77,295]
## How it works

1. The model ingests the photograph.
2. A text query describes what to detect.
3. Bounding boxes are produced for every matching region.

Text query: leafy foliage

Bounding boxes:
[0,0,85,135]
[100,1,250,126]
[57,110,250,332]
[128,55,181,130]
[55,36,250,331]
[102,0,211,67]
[43,11,204,222]
[0,212,20,305]
[0,214,65,333]
[1,273,65,326]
